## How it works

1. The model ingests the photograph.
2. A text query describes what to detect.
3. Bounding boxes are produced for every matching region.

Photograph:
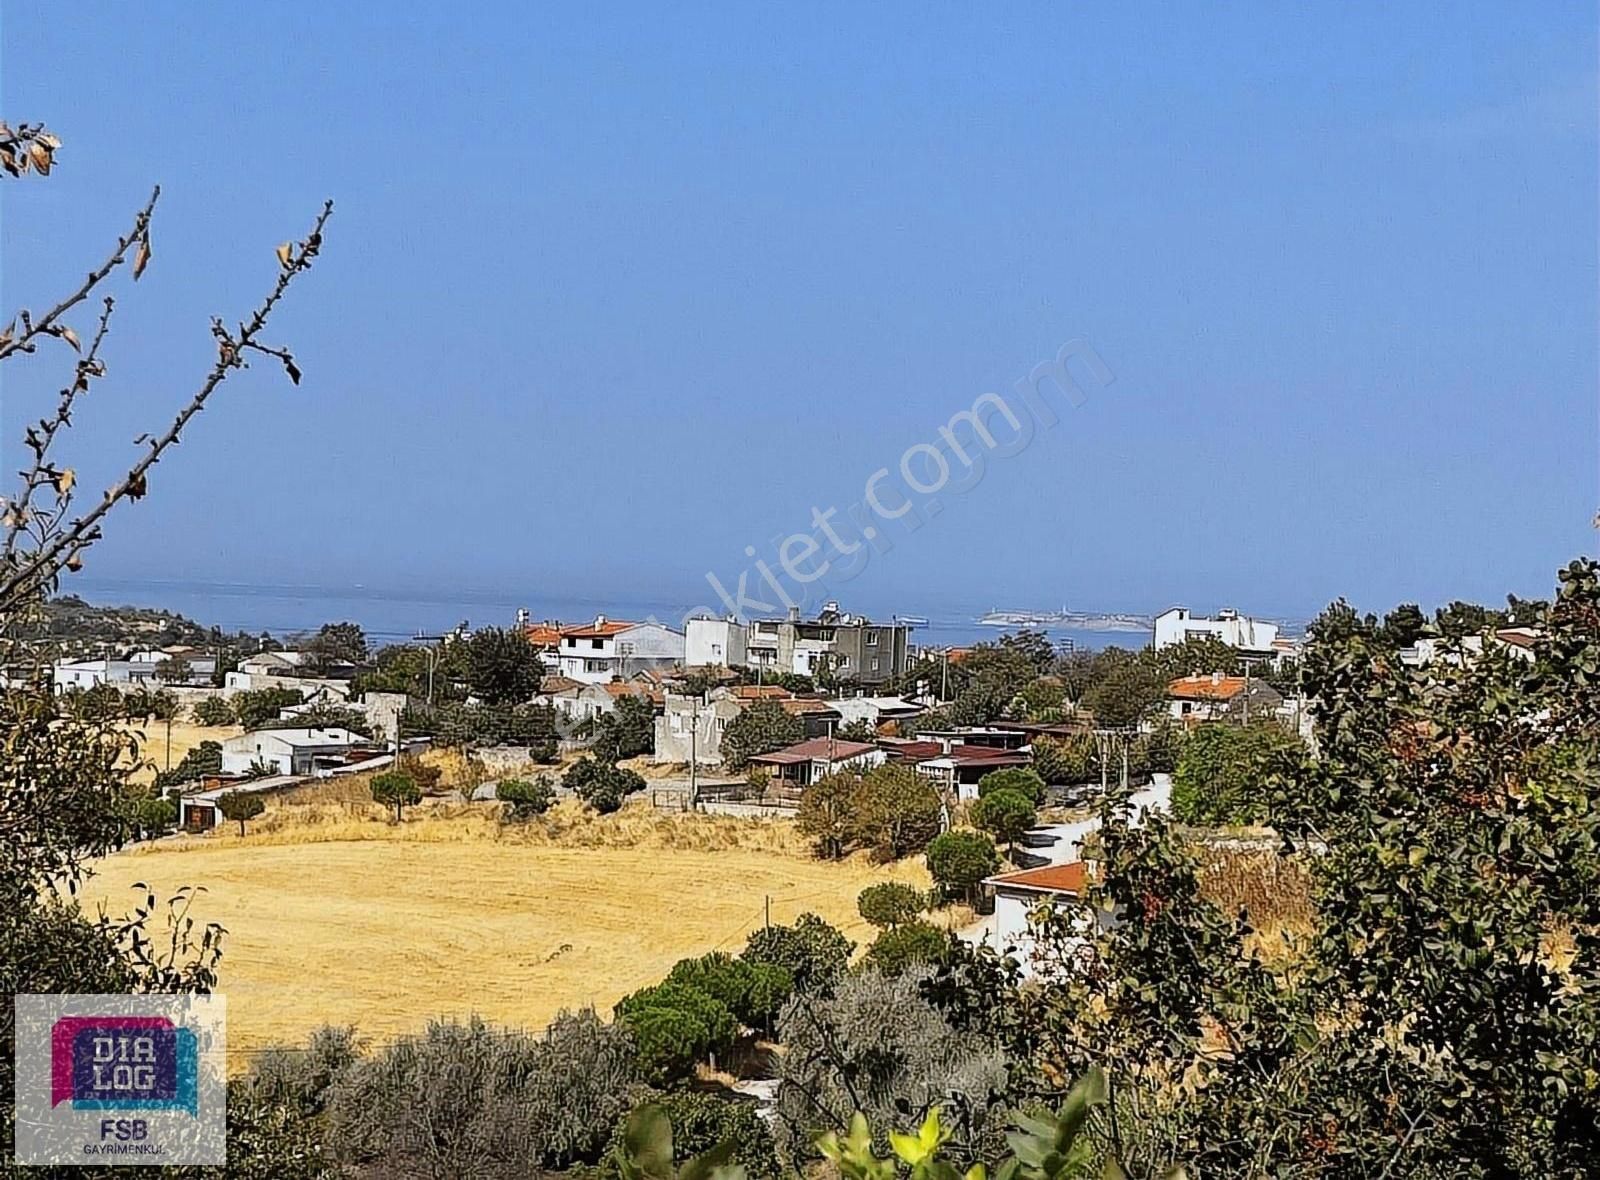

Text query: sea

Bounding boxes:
[69,578,1153,653]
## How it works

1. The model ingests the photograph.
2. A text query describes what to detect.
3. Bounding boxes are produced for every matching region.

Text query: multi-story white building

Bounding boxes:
[1153,607,1279,655]
[555,617,685,684]
[685,616,748,668]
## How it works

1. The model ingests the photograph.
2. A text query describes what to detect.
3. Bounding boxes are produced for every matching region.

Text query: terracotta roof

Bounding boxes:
[750,738,879,766]
[1494,627,1539,650]
[561,618,635,639]
[1168,674,1248,701]
[780,697,841,717]
[734,685,794,700]
[985,861,1088,896]
[881,739,946,761]
[605,682,663,705]
[539,674,583,694]
[523,623,565,648]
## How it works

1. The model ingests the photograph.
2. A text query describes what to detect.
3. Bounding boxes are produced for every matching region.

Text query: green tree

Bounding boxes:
[605,1091,780,1180]
[370,769,421,820]
[740,913,853,994]
[664,952,793,1030]
[192,695,235,726]
[1081,652,1166,728]
[1433,598,1507,638]
[1170,720,1302,826]
[565,757,646,814]
[154,738,224,789]
[857,882,927,929]
[301,620,368,669]
[233,686,305,729]
[719,699,804,770]
[1377,601,1428,647]
[614,981,737,1083]
[925,831,1000,904]
[969,789,1036,856]
[850,762,943,859]
[976,766,1046,804]
[592,693,655,762]
[838,717,878,742]
[797,770,857,859]
[154,654,193,684]
[133,793,177,838]
[219,790,266,835]
[497,776,555,819]
[863,920,949,977]
[462,626,544,705]
[1031,734,1097,786]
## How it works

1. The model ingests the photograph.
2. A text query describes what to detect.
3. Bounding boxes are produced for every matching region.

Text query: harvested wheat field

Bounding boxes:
[78,802,929,1062]
[119,721,240,785]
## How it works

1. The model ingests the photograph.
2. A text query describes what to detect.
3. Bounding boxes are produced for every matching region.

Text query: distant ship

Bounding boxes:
[978,606,1151,633]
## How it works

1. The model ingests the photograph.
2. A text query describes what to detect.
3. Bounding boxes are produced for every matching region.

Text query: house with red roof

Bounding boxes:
[555,615,685,684]
[983,861,1106,975]
[1167,671,1282,726]
[748,736,884,788]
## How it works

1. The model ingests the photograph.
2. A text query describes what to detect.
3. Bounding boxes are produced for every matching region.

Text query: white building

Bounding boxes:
[52,659,156,691]
[1153,607,1279,655]
[220,727,369,776]
[556,617,685,684]
[983,862,1104,976]
[685,616,748,668]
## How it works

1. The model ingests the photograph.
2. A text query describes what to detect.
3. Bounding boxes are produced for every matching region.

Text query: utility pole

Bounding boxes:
[765,894,771,932]
[688,693,699,811]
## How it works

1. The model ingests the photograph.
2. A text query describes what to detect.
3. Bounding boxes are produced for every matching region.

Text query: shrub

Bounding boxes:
[191,696,235,726]
[132,794,176,838]
[975,767,1046,804]
[603,1091,779,1180]
[498,776,555,819]
[797,770,856,859]
[772,967,1009,1166]
[233,686,305,729]
[926,831,1000,904]
[863,920,950,977]
[153,739,223,789]
[246,1024,360,1119]
[218,791,265,835]
[327,1011,637,1174]
[720,699,804,770]
[397,754,443,793]
[566,757,646,814]
[857,882,927,929]
[740,912,853,994]
[370,769,421,820]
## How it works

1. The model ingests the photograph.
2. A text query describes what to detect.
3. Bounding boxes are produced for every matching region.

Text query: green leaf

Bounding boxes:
[681,1140,738,1180]
[623,1105,675,1180]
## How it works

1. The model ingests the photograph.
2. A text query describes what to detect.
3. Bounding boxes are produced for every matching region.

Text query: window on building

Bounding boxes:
[871,658,880,671]
[591,638,604,650]
[586,659,608,673]
[866,631,879,645]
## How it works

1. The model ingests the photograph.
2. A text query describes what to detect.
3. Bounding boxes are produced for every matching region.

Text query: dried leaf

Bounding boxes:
[0,146,17,176]
[52,468,76,496]
[61,326,80,352]
[284,357,302,385]
[133,237,151,280]
[65,553,83,572]
[127,472,148,501]
[38,131,61,149]
[275,242,293,269]
[27,141,51,175]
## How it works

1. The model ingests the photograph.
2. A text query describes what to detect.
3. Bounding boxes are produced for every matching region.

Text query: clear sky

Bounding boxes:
[2,4,1595,622]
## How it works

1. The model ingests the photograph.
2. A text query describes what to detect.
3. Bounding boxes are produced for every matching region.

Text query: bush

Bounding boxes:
[740,912,853,994]
[926,831,1000,904]
[975,767,1046,804]
[246,1024,360,1119]
[327,1011,638,1174]
[857,882,927,929]
[370,769,421,820]
[498,776,555,819]
[191,695,235,726]
[720,699,804,770]
[602,1091,780,1180]
[398,754,444,793]
[565,757,646,814]
[153,739,223,789]
[863,920,950,977]
[132,794,176,838]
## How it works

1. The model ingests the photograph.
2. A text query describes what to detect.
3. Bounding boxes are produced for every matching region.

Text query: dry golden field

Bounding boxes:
[77,803,931,1061]
[119,721,240,785]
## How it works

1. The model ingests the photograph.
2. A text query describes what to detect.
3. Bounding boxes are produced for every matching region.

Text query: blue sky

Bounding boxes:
[2,4,1595,622]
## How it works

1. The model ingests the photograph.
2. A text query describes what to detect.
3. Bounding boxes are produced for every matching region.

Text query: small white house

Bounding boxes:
[685,616,748,668]
[220,727,368,777]
[983,862,1104,976]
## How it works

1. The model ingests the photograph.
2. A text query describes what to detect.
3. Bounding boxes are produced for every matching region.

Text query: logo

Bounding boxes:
[51,1016,200,1116]
[14,995,226,1166]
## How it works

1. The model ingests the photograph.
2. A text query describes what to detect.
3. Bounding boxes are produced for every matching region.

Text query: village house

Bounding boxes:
[749,736,884,788]
[982,862,1105,975]
[685,616,748,668]
[885,738,1033,800]
[220,727,372,776]
[654,687,744,765]
[741,602,914,686]
[555,617,686,684]
[827,695,925,733]
[1167,672,1284,725]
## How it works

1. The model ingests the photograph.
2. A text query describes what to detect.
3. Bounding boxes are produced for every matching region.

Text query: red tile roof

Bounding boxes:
[1168,674,1248,701]
[881,739,946,762]
[750,738,879,766]
[561,618,635,639]
[523,623,565,648]
[945,744,1031,766]
[780,697,841,717]
[734,685,794,700]
[986,861,1088,896]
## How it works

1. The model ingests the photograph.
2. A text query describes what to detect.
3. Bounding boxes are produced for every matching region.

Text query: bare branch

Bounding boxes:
[0,200,333,614]
[0,187,158,363]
